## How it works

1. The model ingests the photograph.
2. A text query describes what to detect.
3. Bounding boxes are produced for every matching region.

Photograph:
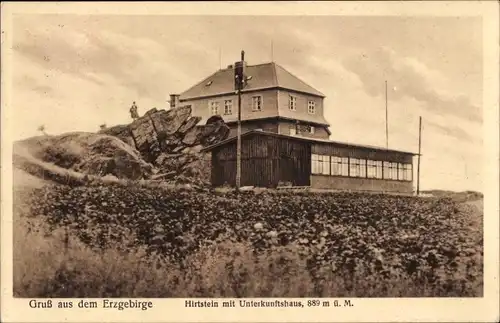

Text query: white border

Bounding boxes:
[1,2,499,322]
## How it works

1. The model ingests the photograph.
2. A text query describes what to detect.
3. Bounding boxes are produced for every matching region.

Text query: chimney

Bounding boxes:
[169,94,180,109]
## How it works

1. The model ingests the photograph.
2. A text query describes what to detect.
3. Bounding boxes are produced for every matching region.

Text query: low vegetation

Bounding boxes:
[14,177,483,298]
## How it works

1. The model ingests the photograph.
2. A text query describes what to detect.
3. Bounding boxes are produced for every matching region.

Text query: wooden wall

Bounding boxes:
[211,133,310,187]
[210,133,414,192]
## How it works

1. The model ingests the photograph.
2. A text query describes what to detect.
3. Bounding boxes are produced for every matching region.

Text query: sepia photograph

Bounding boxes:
[2,3,498,321]
[9,12,486,299]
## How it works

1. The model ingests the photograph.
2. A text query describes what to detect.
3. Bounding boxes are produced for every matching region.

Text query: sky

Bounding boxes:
[10,15,483,192]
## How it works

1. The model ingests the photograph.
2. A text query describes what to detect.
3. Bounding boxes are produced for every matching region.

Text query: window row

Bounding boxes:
[209,96,317,115]
[209,97,261,115]
[209,100,235,116]
[288,95,316,114]
[311,154,413,181]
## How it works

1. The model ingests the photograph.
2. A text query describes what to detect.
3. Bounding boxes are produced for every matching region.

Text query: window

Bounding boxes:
[383,161,398,180]
[375,161,383,178]
[289,125,297,135]
[349,158,359,177]
[300,124,315,134]
[209,101,219,115]
[224,100,233,115]
[331,156,349,176]
[349,158,366,178]
[308,101,316,114]
[399,163,413,181]
[312,154,330,175]
[360,159,367,178]
[367,160,383,179]
[289,95,297,111]
[391,162,398,179]
[252,96,262,111]
[398,163,404,181]
[383,161,390,180]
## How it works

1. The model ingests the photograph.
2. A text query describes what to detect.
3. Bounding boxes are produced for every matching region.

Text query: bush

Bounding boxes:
[14,216,481,298]
[13,184,483,297]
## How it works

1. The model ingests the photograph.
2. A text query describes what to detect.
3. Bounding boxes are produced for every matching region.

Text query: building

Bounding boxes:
[202,130,417,193]
[170,61,331,139]
[174,59,417,193]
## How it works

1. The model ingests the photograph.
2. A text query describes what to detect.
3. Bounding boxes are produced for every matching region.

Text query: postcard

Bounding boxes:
[1,1,499,322]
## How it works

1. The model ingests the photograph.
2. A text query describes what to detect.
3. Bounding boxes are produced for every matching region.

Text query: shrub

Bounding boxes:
[13,184,483,297]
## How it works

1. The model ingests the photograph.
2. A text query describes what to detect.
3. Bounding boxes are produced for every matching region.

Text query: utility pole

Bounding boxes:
[416,116,422,195]
[235,50,245,189]
[385,80,389,149]
[271,40,274,62]
[219,47,224,70]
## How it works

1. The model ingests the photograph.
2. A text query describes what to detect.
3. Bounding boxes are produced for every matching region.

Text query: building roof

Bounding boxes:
[179,62,326,101]
[201,130,419,156]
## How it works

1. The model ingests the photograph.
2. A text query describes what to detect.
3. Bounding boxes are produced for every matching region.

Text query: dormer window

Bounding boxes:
[289,95,297,111]
[308,100,316,114]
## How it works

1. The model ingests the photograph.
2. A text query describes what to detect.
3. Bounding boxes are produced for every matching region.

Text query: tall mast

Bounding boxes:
[385,80,389,149]
[417,116,423,195]
[235,50,245,189]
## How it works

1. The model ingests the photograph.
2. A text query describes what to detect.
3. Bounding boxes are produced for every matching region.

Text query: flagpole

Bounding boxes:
[385,80,389,149]
[271,40,274,62]
[417,116,422,195]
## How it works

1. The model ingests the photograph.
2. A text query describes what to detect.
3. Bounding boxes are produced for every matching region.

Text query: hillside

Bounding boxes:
[11,105,483,298]
[14,178,483,297]
[13,106,230,187]
[421,189,483,202]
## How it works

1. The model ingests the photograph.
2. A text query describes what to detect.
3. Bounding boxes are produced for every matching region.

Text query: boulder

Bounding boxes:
[206,115,225,125]
[178,116,202,134]
[14,132,154,180]
[199,121,230,146]
[181,126,204,146]
[154,106,192,135]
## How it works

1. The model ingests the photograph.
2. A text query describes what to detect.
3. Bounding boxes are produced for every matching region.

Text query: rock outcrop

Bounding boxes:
[14,132,154,180]
[13,106,229,185]
[100,106,230,164]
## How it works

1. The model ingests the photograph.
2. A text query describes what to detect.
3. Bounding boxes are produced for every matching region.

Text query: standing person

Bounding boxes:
[130,101,139,120]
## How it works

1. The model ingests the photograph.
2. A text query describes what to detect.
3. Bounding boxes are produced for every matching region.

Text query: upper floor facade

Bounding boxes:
[172,62,332,139]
